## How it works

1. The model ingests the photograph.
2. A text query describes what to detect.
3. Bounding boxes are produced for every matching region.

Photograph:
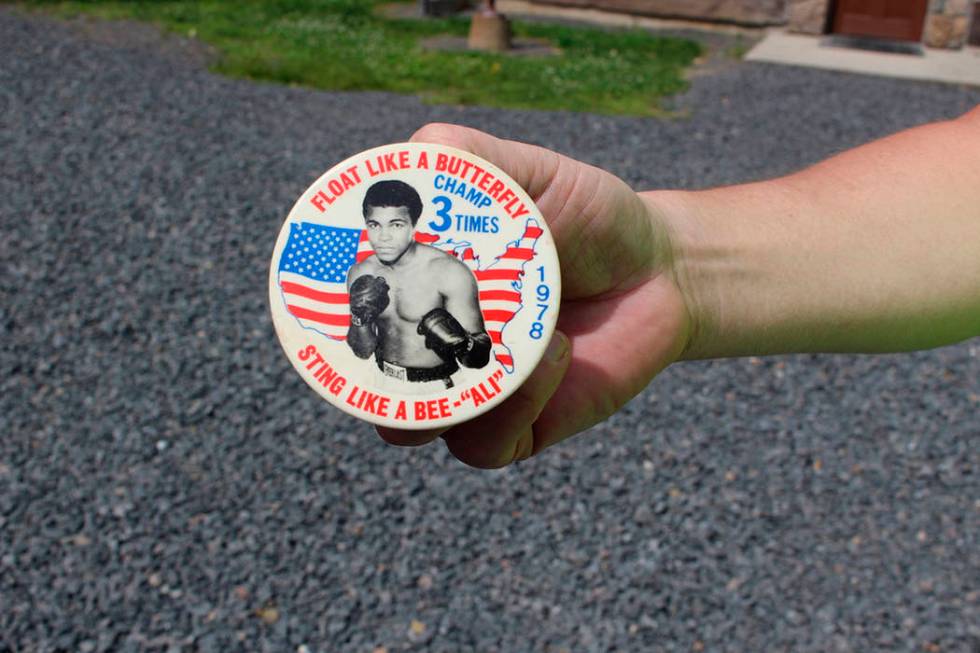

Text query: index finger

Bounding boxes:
[410,123,560,204]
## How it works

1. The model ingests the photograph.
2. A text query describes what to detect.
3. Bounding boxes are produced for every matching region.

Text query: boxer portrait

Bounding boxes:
[345,179,491,391]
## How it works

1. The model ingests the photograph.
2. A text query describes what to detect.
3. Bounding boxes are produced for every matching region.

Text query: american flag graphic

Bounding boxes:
[277,220,544,373]
[277,223,364,341]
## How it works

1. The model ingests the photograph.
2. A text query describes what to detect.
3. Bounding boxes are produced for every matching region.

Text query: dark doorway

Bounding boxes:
[970,1,980,46]
[831,0,930,42]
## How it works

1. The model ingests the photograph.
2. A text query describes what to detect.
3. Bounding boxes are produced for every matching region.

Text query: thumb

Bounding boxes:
[410,123,560,203]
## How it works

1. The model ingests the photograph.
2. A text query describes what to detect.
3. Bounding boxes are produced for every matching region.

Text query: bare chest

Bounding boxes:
[377,272,444,324]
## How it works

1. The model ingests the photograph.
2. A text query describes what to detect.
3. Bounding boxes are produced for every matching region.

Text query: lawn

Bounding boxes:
[22,0,702,115]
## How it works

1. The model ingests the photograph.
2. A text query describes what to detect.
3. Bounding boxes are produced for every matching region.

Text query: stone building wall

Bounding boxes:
[923,0,972,48]
[524,0,787,27]
[526,0,978,48]
[785,0,828,35]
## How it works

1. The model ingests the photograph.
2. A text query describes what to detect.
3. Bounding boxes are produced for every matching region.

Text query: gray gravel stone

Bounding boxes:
[1,5,979,653]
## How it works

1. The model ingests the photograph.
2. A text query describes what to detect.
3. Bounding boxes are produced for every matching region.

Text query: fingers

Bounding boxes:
[372,331,571,466]
[410,123,560,204]
[440,330,571,468]
[411,123,655,300]
[375,425,448,448]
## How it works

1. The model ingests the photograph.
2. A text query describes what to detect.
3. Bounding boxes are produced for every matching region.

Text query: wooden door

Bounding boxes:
[831,0,930,41]
[970,2,980,46]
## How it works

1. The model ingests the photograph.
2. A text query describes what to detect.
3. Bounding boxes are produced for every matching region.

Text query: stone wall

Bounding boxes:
[525,0,787,26]
[785,0,829,35]
[924,0,972,48]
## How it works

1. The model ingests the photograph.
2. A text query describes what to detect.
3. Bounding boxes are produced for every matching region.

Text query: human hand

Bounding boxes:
[378,124,692,467]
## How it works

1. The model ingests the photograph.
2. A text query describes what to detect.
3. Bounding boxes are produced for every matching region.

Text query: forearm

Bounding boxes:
[649,106,980,359]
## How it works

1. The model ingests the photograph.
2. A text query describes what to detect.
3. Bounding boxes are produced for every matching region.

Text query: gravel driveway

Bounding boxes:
[2,6,979,653]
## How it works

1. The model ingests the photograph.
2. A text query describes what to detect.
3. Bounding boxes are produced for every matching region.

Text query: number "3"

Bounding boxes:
[428,196,452,232]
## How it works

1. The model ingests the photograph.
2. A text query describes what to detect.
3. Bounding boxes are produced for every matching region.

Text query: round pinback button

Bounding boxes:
[268,142,560,430]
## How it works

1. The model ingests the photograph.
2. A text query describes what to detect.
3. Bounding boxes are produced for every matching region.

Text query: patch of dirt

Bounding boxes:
[379,2,760,77]
[378,2,471,20]
[420,34,560,56]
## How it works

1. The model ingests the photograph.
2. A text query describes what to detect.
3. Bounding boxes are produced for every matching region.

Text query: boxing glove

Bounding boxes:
[349,275,389,326]
[417,308,492,368]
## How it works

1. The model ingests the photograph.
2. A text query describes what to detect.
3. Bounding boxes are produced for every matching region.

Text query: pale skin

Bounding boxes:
[347,205,485,367]
[376,104,980,468]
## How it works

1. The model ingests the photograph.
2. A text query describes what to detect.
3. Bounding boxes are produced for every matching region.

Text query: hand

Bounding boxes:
[378,124,693,467]
[349,275,389,325]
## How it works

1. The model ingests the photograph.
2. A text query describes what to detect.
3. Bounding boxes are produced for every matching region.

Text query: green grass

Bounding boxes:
[21,0,702,115]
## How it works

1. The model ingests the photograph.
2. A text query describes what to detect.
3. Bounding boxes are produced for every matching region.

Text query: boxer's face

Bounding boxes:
[365,205,415,264]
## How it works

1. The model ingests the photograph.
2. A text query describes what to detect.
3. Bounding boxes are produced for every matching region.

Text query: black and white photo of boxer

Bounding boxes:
[345,180,491,389]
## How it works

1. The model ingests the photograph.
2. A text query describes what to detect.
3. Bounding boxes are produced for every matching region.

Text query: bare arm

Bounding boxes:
[441,258,487,335]
[653,105,980,359]
[378,108,980,468]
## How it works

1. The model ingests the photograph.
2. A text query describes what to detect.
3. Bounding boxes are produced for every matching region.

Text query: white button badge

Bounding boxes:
[269,143,561,430]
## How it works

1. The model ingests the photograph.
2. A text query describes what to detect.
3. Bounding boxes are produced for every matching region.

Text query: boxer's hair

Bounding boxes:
[362,180,423,225]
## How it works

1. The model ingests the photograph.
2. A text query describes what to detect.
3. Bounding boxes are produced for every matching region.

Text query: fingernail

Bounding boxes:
[545,331,569,363]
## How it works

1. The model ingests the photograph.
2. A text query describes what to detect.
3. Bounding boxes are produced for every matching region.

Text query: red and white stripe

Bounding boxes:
[278,271,351,340]
[469,220,544,372]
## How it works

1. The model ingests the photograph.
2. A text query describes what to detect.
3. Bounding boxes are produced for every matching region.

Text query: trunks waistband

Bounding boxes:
[376,355,458,385]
